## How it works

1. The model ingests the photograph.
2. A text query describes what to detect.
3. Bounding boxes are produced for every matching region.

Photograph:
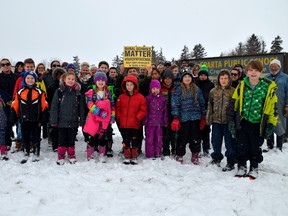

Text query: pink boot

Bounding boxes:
[57,146,66,165]
[191,152,199,165]
[98,146,106,163]
[67,146,77,164]
[87,145,94,161]
[0,145,9,161]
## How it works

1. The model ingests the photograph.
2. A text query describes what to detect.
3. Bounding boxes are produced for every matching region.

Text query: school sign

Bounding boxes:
[189,53,288,80]
[123,46,152,68]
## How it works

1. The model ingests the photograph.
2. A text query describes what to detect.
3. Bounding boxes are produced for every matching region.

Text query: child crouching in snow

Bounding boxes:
[116,75,146,165]
[0,95,8,160]
[144,80,168,159]
[83,71,115,163]
[50,72,85,165]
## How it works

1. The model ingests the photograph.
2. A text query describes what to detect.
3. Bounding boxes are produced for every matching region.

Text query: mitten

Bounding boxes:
[264,123,274,139]
[199,116,206,131]
[99,109,107,119]
[228,121,236,138]
[171,117,180,132]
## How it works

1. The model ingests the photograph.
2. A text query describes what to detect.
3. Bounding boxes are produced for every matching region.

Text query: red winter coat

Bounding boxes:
[116,75,146,129]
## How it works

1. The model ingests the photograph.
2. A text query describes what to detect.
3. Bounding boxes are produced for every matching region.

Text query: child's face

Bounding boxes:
[64,74,76,87]
[151,70,160,80]
[25,75,35,86]
[24,63,35,72]
[247,68,261,82]
[99,64,109,73]
[127,69,138,77]
[96,80,106,89]
[164,77,172,86]
[109,69,117,78]
[182,74,192,85]
[126,81,135,92]
[172,68,179,77]
[219,74,229,88]
[37,65,45,74]
[151,87,160,95]
[199,74,207,81]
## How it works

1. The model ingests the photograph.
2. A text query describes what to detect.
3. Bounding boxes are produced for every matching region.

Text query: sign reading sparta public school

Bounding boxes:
[124,46,152,68]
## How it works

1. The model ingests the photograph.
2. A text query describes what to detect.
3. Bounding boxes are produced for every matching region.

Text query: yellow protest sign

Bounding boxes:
[123,46,152,68]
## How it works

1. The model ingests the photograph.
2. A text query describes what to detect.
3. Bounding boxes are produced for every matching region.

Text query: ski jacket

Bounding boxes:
[116,75,147,129]
[231,77,278,137]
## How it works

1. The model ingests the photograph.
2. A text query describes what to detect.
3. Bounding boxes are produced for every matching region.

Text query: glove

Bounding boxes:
[228,121,236,138]
[99,109,107,119]
[264,123,274,139]
[199,116,206,131]
[171,117,180,131]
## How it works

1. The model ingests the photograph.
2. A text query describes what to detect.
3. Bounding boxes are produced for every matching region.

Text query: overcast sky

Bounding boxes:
[1,0,287,67]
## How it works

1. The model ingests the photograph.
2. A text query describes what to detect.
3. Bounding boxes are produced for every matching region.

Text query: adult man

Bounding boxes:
[265,59,288,152]
[0,58,20,149]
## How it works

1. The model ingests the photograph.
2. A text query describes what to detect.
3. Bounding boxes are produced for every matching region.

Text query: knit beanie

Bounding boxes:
[66,63,75,71]
[269,59,281,68]
[94,71,107,83]
[162,70,174,80]
[180,70,194,82]
[15,61,24,68]
[22,71,38,86]
[149,79,161,90]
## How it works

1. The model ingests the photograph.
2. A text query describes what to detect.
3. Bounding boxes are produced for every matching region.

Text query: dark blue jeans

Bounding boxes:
[211,123,235,163]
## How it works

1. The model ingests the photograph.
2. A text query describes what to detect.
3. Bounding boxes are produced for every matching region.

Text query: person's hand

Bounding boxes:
[264,123,274,139]
[199,116,206,131]
[99,110,107,119]
[171,117,180,132]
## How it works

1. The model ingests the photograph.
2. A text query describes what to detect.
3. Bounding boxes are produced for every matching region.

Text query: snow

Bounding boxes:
[1,125,288,216]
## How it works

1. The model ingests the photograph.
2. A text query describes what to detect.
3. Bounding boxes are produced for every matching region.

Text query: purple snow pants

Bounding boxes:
[145,126,163,158]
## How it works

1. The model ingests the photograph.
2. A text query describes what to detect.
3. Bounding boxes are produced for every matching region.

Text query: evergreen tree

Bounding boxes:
[112,55,123,70]
[157,47,166,64]
[245,34,262,55]
[152,46,158,64]
[270,35,283,53]
[73,56,80,75]
[261,40,267,54]
[191,43,207,58]
[180,45,190,60]
[234,42,246,56]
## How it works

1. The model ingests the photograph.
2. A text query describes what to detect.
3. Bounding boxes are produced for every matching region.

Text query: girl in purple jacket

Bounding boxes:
[144,80,168,159]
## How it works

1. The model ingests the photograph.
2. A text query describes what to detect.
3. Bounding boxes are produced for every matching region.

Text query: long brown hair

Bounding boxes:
[181,82,197,100]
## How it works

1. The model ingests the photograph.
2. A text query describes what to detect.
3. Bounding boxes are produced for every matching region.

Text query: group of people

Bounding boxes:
[0,57,287,179]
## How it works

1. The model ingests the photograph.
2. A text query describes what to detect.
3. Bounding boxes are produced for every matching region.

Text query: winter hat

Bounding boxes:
[149,79,161,90]
[94,70,107,83]
[198,64,209,77]
[66,63,75,71]
[164,61,171,67]
[22,71,38,86]
[269,59,281,68]
[15,61,24,68]
[162,70,174,80]
[52,67,66,80]
[180,70,194,82]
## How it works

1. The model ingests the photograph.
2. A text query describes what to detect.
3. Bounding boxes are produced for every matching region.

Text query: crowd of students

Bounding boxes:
[0,57,287,179]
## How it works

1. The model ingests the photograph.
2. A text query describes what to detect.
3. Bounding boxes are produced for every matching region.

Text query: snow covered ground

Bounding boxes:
[1,125,288,216]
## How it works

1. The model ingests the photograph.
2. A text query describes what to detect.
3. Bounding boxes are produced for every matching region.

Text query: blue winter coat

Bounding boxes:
[267,71,288,136]
[171,84,206,122]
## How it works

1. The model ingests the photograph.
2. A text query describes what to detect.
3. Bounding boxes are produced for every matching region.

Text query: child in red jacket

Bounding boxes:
[116,75,147,165]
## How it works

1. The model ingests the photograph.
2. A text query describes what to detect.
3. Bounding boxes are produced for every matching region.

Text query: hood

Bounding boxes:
[52,67,66,80]
[121,75,139,94]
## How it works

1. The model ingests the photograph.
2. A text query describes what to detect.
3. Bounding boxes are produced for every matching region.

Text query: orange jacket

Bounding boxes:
[11,86,48,123]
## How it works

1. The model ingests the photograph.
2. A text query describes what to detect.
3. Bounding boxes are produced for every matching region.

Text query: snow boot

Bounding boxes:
[131,148,138,165]
[20,153,29,164]
[67,146,77,164]
[222,162,235,172]
[246,168,259,180]
[57,146,66,165]
[123,148,131,165]
[98,145,106,163]
[191,152,199,165]
[175,155,184,164]
[0,145,9,161]
[235,166,247,178]
[87,144,94,161]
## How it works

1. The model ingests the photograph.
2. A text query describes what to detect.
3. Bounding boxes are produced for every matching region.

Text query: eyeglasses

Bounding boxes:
[231,73,238,76]
[1,63,11,67]
[52,64,60,68]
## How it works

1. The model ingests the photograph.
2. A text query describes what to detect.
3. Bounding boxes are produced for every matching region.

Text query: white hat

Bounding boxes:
[269,59,281,68]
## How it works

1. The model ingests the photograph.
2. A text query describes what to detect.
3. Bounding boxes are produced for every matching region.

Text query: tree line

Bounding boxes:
[112,34,284,68]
